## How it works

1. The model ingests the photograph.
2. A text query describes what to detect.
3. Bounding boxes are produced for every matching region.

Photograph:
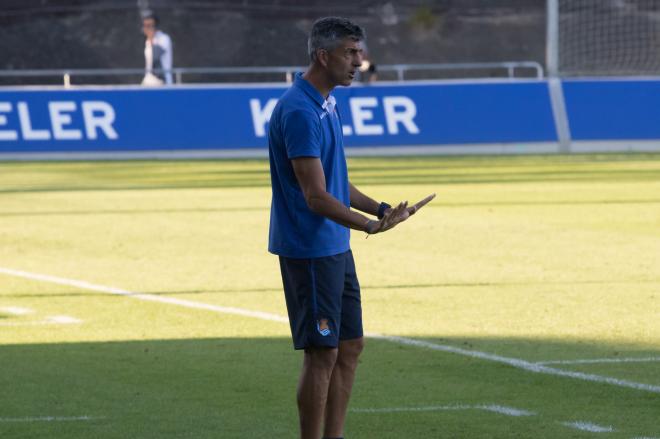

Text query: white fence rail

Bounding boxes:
[0,61,544,87]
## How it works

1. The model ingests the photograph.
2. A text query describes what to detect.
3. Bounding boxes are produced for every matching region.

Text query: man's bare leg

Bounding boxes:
[298,347,339,439]
[323,337,365,438]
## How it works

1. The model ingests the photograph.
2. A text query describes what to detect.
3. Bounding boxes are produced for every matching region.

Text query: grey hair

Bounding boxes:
[308,17,365,62]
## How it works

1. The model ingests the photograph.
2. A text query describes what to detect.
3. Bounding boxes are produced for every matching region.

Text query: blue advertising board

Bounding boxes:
[0,80,557,154]
[562,79,660,141]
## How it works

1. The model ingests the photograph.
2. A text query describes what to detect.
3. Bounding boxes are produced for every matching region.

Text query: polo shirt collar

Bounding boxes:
[294,72,333,110]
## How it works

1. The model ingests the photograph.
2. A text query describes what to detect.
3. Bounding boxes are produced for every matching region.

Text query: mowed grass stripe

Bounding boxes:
[2,154,660,193]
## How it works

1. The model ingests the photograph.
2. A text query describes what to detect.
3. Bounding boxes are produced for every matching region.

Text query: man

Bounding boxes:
[268,17,434,439]
[141,11,173,86]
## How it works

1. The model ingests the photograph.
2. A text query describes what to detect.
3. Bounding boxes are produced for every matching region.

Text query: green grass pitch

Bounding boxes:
[0,153,659,438]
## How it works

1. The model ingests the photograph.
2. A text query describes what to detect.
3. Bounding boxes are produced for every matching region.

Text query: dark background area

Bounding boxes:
[0,0,547,84]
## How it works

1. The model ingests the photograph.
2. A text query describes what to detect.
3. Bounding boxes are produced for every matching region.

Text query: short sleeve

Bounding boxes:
[282,109,322,159]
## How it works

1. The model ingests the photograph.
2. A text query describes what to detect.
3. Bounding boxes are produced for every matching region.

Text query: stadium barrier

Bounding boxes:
[562,78,660,153]
[0,78,659,159]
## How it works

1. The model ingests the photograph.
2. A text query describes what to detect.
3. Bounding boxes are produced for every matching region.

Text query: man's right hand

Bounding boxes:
[365,193,436,235]
[365,201,410,234]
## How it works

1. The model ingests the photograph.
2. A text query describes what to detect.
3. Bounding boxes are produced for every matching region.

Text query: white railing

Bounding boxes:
[0,61,544,87]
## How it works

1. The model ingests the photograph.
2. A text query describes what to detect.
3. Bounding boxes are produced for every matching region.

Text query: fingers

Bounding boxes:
[380,201,408,231]
[369,194,436,236]
[387,202,407,223]
[409,193,436,215]
[414,193,436,209]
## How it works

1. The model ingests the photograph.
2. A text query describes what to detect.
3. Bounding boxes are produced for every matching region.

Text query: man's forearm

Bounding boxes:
[349,183,380,216]
[306,190,371,232]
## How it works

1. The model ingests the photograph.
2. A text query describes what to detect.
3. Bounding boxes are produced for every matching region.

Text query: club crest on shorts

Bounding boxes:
[317,318,331,336]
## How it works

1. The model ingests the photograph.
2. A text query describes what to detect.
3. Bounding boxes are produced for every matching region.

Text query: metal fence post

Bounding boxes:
[546,0,559,77]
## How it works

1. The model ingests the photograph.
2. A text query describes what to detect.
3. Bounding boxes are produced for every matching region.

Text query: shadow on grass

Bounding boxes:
[0,336,659,439]
[2,197,660,218]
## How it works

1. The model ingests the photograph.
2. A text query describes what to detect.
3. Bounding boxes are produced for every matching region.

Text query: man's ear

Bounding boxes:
[317,49,329,68]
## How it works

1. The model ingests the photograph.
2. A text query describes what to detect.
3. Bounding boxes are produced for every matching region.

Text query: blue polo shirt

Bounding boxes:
[268,73,350,258]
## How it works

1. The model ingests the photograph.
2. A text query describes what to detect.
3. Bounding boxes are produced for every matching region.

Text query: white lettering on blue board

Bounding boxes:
[0,102,18,140]
[49,101,82,140]
[0,100,118,141]
[250,98,278,138]
[350,97,384,135]
[81,101,118,140]
[383,96,420,134]
[18,102,51,140]
[249,96,420,138]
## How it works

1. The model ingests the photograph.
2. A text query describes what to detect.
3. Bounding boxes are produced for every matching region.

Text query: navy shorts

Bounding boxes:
[279,250,363,350]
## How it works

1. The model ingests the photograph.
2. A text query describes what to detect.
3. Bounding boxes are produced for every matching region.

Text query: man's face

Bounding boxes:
[142,18,156,39]
[322,39,364,87]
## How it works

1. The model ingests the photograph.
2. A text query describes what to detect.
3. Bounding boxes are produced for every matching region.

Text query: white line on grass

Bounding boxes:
[537,357,660,365]
[0,416,100,423]
[2,266,659,395]
[370,334,660,394]
[0,306,34,315]
[0,267,288,324]
[351,404,535,417]
[45,315,82,324]
[479,405,536,417]
[0,315,82,326]
[561,421,614,433]
[352,404,470,413]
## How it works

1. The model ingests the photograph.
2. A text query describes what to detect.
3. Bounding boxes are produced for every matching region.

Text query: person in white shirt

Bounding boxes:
[141,12,173,86]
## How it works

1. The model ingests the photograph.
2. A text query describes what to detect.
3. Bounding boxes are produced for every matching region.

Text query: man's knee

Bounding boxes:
[337,337,364,367]
[305,347,339,373]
